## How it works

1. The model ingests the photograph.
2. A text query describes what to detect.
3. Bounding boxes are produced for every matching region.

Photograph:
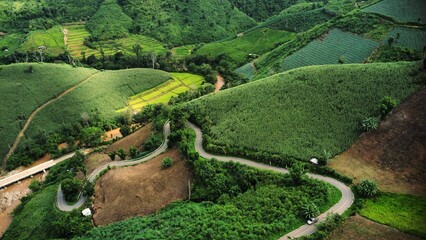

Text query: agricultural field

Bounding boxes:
[172,45,195,59]
[197,28,295,65]
[384,27,426,51]
[282,29,379,70]
[359,193,426,238]
[362,0,426,24]
[26,68,170,137]
[120,73,204,112]
[235,62,257,80]
[65,24,100,58]
[186,62,422,162]
[0,63,97,160]
[21,25,65,55]
[0,33,24,57]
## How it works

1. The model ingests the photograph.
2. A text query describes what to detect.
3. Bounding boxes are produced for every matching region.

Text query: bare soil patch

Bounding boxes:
[92,148,192,226]
[327,215,421,240]
[102,128,123,142]
[106,123,152,154]
[330,87,426,195]
[215,75,225,92]
[85,153,111,176]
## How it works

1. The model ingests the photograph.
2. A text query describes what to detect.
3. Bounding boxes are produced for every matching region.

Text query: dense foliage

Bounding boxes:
[362,0,426,24]
[185,62,423,163]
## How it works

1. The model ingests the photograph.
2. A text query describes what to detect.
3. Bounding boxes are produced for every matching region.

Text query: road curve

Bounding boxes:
[56,122,171,211]
[187,122,354,240]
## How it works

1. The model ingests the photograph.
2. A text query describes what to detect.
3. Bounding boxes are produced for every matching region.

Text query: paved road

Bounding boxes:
[187,122,354,240]
[0,152,76,189]
[57,122,171,211]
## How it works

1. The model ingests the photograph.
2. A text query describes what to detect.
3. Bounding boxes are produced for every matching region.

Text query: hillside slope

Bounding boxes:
[186,62,424,162]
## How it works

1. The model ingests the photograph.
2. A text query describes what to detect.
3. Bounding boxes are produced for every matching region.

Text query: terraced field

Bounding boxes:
[283,29,379,70]
[120,73,204,112]
[21,25,65,55]
[172,45,195,58]
[384,27,426,51]
[65,24,100,58]
[362,0,426,24]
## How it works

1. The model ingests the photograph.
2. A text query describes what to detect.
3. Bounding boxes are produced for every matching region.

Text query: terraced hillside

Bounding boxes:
[65,24,100,58]
[363,0,426,24]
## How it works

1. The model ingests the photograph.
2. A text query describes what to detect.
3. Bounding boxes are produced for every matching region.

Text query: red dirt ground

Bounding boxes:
[327,215,421,240]
[92,148,193,226]
[330,87,426,195]
[215,75,225,92]
[105,123,153,156]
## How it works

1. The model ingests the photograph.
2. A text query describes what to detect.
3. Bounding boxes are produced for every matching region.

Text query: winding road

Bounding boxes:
[56,121,353,239]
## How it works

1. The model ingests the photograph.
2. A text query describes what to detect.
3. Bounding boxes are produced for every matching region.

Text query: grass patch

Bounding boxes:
[21,25,65,55]
[172,45,195,58]
[362,0,426,24]
[0,33,25,57]
[283,28,379,70]
[186,62,422,162]
[360,193,426,238]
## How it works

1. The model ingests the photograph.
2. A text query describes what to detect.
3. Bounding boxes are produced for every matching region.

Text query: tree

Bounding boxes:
[107,151,116,161]
[52,209,92,238]
[117,148,126,160]
[162,157,174,168]
[61,178,82,202]
[150,52,158,69]
[338,56,345,64]
[301,203,320,219]
[289,162,307,185]
[80,127,104,147]
[356,179,380,197]
[132,44,142,67]
[83,181,94,196]
[387,37,394,47]
[120,125,131,137]
[129,146,138,158]
[80,112,90,126]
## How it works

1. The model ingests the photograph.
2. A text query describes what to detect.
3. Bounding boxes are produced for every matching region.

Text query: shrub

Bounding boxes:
[356,179,380,198]
[117,148,126,160]
[61,178,82,202]
[379,96,397,117]
[129,146,138,158]
[29,180,41,192]
[301,203,320,219]
[107,151,116,161]
[119,125,131,137]
[162,157,174,169]
[361,116,379,132]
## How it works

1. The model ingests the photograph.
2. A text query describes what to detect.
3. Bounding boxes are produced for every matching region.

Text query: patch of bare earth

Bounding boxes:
[215,75,225,92]
[327,215,421,240]
[92,148,192,226]
[106,123,152,154]
[330,87,426,195]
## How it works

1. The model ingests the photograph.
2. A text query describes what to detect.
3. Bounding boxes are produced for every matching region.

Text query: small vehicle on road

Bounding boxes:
[307,217,318,225]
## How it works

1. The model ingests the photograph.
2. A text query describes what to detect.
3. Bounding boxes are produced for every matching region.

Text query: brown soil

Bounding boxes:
[85,153,111,176]
[215,75,225,92]
[330,87,426,195]
[327,215,420,240]
[102,128,123,142]
[92,148,192,226]
[63,28,68,46]
[0,172,46,237]
[105,123,153,155]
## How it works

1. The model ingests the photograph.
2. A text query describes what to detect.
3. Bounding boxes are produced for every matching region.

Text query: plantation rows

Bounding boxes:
[283,29,378,70]
[384,27,426,51]
[187,62,422,162]
[235,62,256,80]
[66,25,100,58]
[362,0,426,24]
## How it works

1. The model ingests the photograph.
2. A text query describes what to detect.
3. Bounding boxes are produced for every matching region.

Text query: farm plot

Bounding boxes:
[172,45,195,58]
[0,33,25,57]
[283,28,379,70]
[235,62,257,80]
[26,69,170,137]
[362,0,426,24]
[197,28,295,64]
[0,63,98,160]
[384,27,426,51]
[120,73,204,112]
[21,25,65,55]
[65,24,100,58]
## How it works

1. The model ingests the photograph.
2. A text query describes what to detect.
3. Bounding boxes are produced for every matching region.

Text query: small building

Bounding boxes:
[82,208,92,216]
[309,158,319,165]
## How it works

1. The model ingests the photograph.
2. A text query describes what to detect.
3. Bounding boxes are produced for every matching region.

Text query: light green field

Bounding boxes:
[21,25,65,55]
[172,45,195,58]
[0,63,98,160]
[0,33,25,57]
[65,24,100,58]
[362,0,426,24]
[360,193,426,238]
[384,27,426,51]
[235,62,257,80]
[197,28,295,64]
[283,29,379,70]
[120,72,204,112]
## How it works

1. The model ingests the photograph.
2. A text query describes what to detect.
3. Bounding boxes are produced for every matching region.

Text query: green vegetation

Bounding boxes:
[86,0,133,41]
[197,28,295,65]
[172,45,195,58]
[118,0,256,46]
[26,68,170,137]
[61,178,83,202]
[0,63,97,161]
[282,29,379,70]
[65,24,100,58]
[355,179,380,198]
[21,25,65,55]
[120,73,204,112]
[384,27,426,51]
[77,157,341,239]
[0,33,25,57]
[186,62,422,162]
[161,157,174,168]
[235,63,257,80]
[362,0,426,24]
[360,193,426,238]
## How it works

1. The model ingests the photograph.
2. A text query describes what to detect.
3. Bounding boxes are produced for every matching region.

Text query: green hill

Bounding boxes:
[186,61,424,163]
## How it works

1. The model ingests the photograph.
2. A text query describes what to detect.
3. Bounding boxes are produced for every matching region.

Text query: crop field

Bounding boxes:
[360,193,426,238]
[283,29,379,70]
[172,45,195,58]
[120,73,204,112]
[362,0,426,24]
[0,63,97,161]
[197,28,295,64]
[0,33,25,57]
[235,62,256,80]
[66,24,166,58]
[384,27,426,51]
[21,25,65,55]
[26,68,170,137]
[65,24,100,58]
[187,62,422,162]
